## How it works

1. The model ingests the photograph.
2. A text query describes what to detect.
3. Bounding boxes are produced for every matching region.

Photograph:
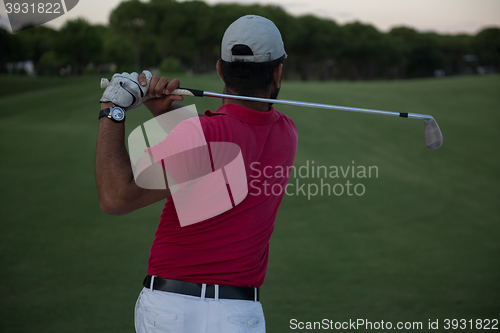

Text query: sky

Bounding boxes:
[1,0,499,34]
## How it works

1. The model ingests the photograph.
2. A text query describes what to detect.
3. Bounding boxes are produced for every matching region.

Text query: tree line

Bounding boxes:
[1,0,499,80]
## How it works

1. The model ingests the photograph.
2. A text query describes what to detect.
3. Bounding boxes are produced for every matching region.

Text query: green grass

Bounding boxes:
[0,75,87,97]
[0,74,499,332]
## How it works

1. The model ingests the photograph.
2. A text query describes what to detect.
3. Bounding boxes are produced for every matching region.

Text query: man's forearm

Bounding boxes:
[149,102,196,135]
[95,103,169,215]
[95,102,134,214]
[149,102,185,118]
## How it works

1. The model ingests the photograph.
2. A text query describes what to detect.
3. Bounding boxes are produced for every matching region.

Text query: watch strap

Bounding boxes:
[99,108,110,120]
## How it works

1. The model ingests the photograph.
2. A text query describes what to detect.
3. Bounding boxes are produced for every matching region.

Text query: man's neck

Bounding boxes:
[222,88,271,112]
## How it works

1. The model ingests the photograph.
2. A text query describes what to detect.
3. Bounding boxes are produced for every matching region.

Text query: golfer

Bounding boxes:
[95,15,297,332]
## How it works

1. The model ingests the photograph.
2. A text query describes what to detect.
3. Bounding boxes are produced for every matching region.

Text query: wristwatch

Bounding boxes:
[99,106,125,123]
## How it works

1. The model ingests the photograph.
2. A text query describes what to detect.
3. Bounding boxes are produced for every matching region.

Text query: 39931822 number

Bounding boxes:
[5,2,61,14]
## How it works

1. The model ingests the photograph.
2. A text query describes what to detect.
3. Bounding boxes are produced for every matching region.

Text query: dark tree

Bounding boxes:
[55,18,103,74]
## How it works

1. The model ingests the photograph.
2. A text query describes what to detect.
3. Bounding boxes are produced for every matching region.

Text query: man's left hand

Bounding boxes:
[100,71,152,111]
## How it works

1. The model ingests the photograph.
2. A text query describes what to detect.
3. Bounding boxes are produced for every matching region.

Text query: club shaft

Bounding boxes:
[202,91,433,120]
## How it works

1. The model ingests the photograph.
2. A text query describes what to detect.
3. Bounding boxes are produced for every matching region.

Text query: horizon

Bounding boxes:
[0,0,499,35]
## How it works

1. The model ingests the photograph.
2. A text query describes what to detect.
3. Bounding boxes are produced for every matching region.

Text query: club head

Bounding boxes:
[424,118,443,149]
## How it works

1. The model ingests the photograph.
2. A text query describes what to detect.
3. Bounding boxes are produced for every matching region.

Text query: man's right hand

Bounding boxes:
[139,73,184,117]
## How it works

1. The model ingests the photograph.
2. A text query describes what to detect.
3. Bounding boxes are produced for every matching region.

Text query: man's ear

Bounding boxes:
[273,63,283,89]
[216,61,225,83]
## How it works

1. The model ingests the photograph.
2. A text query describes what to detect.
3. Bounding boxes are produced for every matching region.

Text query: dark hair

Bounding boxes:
[220,44,285,97]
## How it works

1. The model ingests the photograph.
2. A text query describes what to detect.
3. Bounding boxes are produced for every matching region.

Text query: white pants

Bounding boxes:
[135,287,266,333]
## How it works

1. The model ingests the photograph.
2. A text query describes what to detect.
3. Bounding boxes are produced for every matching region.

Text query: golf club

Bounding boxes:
[101,78,443,149]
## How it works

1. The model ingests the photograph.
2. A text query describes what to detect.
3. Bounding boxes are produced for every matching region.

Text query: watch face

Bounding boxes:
[111,107,125,121]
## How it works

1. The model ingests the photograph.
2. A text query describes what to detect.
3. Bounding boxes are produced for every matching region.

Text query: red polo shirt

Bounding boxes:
[147,104,298,288]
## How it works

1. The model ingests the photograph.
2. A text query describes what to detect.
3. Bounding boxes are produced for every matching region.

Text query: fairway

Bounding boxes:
[0,74,499,332]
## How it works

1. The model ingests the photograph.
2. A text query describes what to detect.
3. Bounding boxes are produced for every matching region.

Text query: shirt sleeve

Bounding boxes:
[146,117,213,188]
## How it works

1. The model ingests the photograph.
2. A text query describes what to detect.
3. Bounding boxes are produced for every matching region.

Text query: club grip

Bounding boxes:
[100,78,110,89]
[172,88,204,97]
[100,78,203,97]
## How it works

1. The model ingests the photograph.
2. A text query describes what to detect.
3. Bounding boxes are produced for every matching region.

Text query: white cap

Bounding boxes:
[221,15,287,63]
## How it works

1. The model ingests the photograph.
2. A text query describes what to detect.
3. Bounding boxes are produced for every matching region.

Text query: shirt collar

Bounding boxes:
[204,104,281,125]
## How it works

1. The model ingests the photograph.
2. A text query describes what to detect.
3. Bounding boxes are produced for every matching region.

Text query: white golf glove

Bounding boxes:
[100,70,152,111]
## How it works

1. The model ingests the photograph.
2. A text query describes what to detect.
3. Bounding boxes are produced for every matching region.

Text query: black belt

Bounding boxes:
[143,275,260,301]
